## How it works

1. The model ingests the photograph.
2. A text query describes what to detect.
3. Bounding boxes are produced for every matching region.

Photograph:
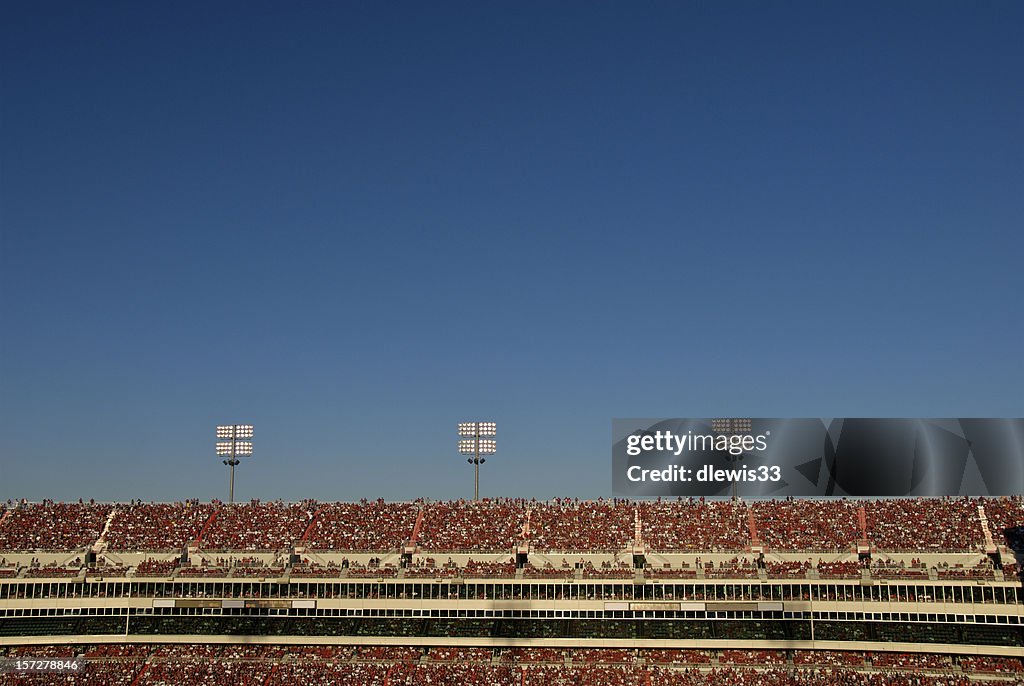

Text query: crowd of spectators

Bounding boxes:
[86,561,128,577]
[869,559,929,579]
[426,647,492,661]
[416,499,527,551]
[0,501,111,551]
[272,662,391,684]
[979,495,1024,539]
[531,499,632,551]
[645,566,698,579]
[1,497,1021,556]
[582,560,634,578]
[639,500,747,551]
[958,655,1024,673]
[764,560,811,578]
[869,652,952,670]
[816,560,863,578]
[290,561,345,577]
[570,649,635,664]
[0,558,17,578]
[524,562,574,578]
[82,644,151,658]
[793,651,866,666]
[307,500,419,550]
[140,657,272,685]
[346,562,398,578]
[105,501,213,551]
[753,499,860,551]
[354,645,420,661]
[177,560,230,577]
[133,558,180,576]
[404,559,460,578]
[24,564,81,578]
[521,665,638,686]
[864,498,983,551]
[703,557,759,578]
[0,644,1015,686]
[462,558,517,577]
[645,650,714,665]
[935,559,995,580]
[201,500,315,551]
[500,648,567,663]
[400,663,518,685]
[719,650,787,666]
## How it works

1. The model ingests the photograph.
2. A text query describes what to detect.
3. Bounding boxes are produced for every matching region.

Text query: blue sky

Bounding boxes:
[1,2,1021,502]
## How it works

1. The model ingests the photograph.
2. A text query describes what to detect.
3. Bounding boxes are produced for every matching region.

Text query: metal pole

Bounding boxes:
[474,436,480,501]
[229,436,236,505]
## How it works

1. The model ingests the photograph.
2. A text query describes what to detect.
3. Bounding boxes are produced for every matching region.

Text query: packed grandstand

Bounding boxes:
[0,496,1021,684]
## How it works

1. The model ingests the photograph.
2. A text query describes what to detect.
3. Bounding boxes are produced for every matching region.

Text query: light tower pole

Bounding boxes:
[216,424,254,504]
[458,421,496,501]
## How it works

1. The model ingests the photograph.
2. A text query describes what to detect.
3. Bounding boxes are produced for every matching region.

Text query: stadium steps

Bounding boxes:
[857,506,870,546]
[260,663,279,685]
[128,663,149,686]
[409,507,426,548]
[194,508,221,547]
[93,507,119,553]
[298,505,326,543]
[747,509,760,548]
[978,504,998,553]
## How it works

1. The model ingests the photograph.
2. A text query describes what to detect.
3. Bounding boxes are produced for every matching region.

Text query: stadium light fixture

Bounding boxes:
[458,421,496,501]
[713,418,749,501]
[216,424,254,504]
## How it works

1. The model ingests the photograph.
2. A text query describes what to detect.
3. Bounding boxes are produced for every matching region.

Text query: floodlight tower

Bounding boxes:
[458,421,496,501]
[216,424,254,504]
[712,418,750,501]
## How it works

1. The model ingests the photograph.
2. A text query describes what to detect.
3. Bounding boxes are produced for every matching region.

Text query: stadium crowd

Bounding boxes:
[306,500,419,550]
[104,501,213,551]
[0,645,1019,685]
[200,500,315,551]
[415,499,526,551]
[0,496,1021,555]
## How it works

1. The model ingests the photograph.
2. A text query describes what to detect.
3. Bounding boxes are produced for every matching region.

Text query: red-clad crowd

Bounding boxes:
[639,500,747,552]
[0,645,1016,686]
[0,496,1021,557]
[416,499,526,551]
[307,500,419,551]
[201,500,315,551]
[105,501,213,551]
[0,502,110,551]
[753,499,860,551]
[531,499,633,552]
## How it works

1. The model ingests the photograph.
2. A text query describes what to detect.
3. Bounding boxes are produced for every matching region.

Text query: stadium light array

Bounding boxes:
[217,424,254,504]
[457,422,496,501]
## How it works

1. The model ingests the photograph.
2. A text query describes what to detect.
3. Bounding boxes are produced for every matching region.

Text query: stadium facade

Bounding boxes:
[0,497,1021,684]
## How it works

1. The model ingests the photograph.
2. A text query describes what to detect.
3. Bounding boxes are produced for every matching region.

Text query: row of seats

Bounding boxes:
[1,497,1022,553]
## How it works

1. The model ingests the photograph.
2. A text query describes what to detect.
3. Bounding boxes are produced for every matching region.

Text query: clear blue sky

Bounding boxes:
[1,2,1021,503]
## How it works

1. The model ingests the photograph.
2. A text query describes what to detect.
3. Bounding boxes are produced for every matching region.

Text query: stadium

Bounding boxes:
[1,495,1022,684]
[4,1,1023,684]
